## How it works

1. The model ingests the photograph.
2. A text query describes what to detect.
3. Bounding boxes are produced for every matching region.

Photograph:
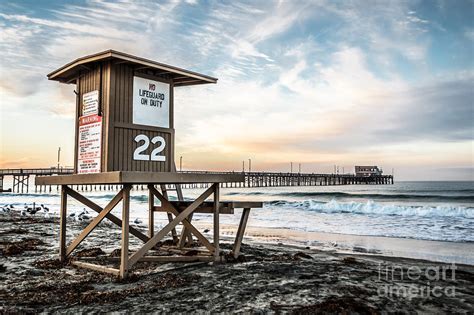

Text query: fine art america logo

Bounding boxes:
[377,263,457,300]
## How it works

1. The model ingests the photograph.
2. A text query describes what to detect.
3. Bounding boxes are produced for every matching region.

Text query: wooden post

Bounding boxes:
[232,208,250,259]
[148,185,154,238]
[213,183,220,262]
[59,185,67,262]
[120,185,131,279]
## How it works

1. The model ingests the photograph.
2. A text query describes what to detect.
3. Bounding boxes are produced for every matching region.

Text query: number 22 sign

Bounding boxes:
[133,134,166,161]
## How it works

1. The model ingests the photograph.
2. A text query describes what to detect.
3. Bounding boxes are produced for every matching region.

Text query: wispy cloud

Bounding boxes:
[0,0,472,179]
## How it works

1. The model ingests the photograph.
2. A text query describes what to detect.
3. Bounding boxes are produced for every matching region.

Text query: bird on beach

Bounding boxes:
[2,206,12,214]
[40,204,49,212]
[20,210,27,216]
[133,218,143,225]
[78,209,91,221]
[78,214,91,221]
[203,228,210,233]
[28,208,39,215]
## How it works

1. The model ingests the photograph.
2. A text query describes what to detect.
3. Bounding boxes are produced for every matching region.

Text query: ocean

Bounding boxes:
[1,180,473,262]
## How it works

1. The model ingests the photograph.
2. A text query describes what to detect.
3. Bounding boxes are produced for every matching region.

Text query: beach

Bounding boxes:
[1,212,474,313]
[1,181,473,312]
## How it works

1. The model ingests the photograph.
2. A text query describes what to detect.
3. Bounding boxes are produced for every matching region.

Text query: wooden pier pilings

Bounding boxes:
[0,168,393,193]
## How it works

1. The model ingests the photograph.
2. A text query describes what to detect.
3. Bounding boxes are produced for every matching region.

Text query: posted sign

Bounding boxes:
[82,90,99,116]
[133,76,170,128]
[77,115,102,174]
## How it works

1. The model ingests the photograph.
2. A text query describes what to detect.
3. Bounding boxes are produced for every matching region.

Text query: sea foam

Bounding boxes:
[267,199,474,218]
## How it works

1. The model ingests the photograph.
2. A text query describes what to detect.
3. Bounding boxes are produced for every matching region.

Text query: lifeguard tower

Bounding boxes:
[36,50,261,279]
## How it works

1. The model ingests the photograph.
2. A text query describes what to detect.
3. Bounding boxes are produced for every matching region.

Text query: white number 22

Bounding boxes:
[133,134,166,161]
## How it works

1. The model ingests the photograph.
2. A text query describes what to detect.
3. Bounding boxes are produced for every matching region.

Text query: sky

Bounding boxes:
[0,0,473,180]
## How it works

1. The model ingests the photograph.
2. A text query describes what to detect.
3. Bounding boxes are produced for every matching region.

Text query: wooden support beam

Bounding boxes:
[110,255,214,263]
[59,185,67,262]
[148,186,154,238]
[232,208,250,259]
[213,184,220,261]
[71,261,120,276]
[162,247,213,256]
[65,186,149,243]
[66,188,124,257]
[178,212,194,249]
[128,185,215,267]
[153,201,234,214]
[120,185,131,279]
[160,184,179,243]
[149,186,215,253]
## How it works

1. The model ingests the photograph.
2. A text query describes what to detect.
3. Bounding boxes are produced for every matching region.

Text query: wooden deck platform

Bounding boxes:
[38,172,261,279]
[35,171,244,185]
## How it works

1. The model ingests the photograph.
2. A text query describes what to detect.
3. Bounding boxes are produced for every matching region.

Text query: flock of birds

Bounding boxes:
[1,203,50,217]
[1,203,144,225]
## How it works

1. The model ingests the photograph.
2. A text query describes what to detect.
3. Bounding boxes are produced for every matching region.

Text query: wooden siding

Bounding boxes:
[73,62,174,173]
[106,63,173,172]
[75,64,102,173]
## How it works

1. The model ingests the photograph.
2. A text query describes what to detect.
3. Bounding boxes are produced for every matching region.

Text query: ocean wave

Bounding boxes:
[273,191,474,202]
[265,199,474,218]
[226,192,266,196]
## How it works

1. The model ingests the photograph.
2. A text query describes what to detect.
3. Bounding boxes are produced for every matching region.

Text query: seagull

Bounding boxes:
[133,218,143,225]
[69,212,76,218]
[8,204,14,209]
[203,228,210,233]
[40,204,49,212]
[78,212,91,221]
[20,210,27,216]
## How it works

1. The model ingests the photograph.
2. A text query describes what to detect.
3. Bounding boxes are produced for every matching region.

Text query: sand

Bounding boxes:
[1,213,473,313]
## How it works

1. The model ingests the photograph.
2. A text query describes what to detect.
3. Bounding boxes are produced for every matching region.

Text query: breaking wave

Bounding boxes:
[272,192,474,202]
[266,199,474,218]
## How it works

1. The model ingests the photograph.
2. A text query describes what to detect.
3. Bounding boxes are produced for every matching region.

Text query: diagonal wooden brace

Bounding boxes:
[178,213,194,248]
[66,188,125,257]
[128,184,216,268]
[231,208,251,259]
[65,186,149,243]
[149,186,215,253]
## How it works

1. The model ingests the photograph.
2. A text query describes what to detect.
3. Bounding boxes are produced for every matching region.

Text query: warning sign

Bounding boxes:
[82,90,99,116]
[77,114,102,174]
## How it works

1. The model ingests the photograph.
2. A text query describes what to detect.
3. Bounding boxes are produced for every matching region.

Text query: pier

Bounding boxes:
[0,168,73,193]
[0,168,393,193]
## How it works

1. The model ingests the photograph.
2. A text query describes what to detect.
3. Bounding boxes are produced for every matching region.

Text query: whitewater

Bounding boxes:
[1,180,473,243]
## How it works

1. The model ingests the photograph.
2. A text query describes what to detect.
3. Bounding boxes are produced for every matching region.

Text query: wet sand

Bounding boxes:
[1,213,473,313]
[189,220,474,265]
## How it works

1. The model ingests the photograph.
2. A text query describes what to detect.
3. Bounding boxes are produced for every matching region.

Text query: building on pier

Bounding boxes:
[355,166,383,177]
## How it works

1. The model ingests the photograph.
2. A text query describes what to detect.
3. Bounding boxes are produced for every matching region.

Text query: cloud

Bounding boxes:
[0,0,472,179]
[376,78,474,142]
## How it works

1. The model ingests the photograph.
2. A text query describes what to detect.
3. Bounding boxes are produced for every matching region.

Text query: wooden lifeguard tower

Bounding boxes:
[36,50,261,279]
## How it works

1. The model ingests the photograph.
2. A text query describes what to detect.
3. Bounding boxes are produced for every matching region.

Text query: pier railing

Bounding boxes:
[0,168,393,193]
[0,168,74,176]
